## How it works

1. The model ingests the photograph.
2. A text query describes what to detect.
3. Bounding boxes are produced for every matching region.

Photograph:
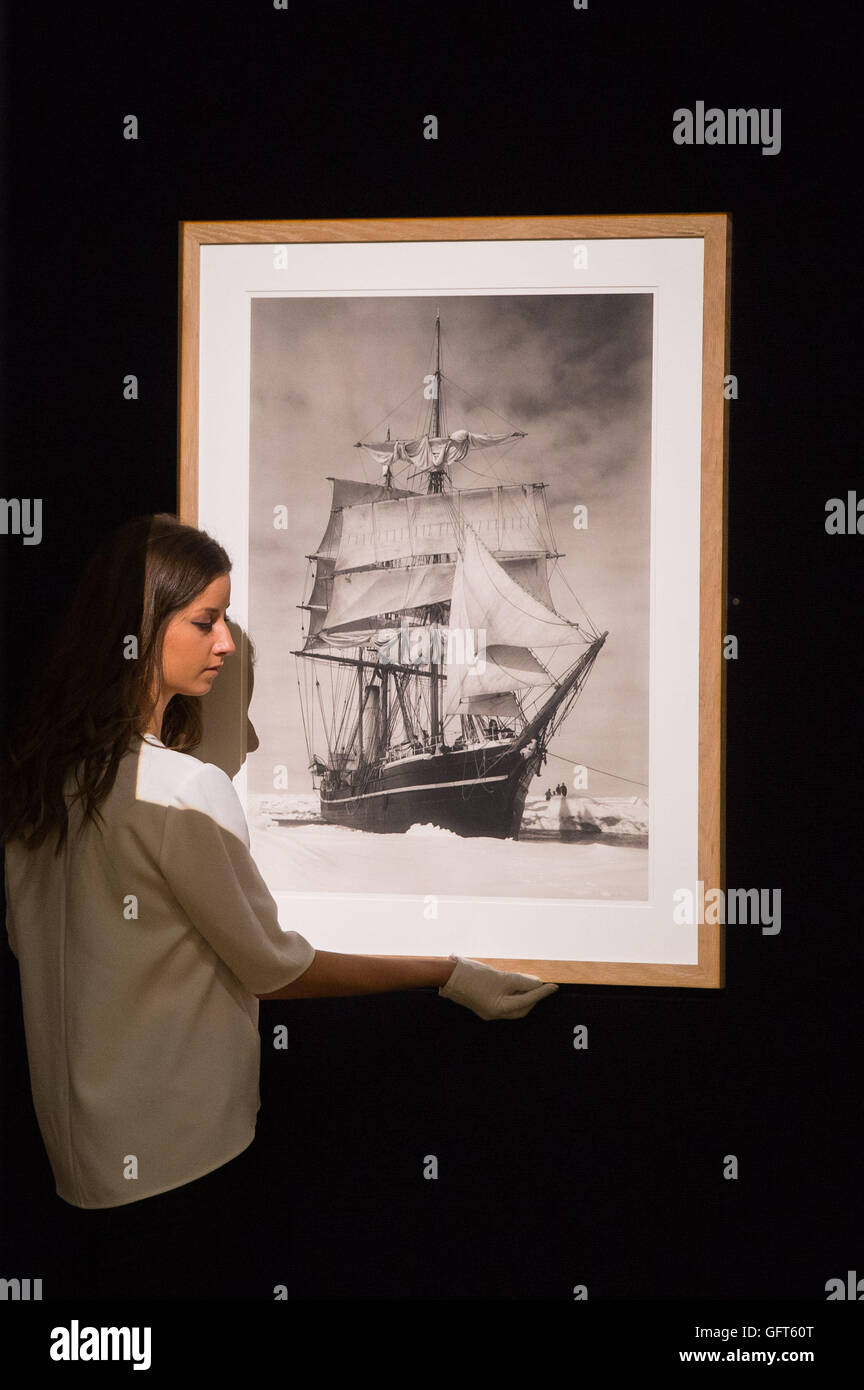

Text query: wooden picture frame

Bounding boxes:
[178,214,730,988]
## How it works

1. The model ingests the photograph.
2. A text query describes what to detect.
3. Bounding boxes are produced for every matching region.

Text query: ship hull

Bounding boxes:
[319,743,541,839]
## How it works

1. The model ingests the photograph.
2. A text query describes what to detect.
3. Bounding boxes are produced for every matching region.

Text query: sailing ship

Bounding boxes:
[291,313,607,839]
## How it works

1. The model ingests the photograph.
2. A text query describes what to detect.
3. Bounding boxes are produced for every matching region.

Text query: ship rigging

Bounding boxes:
[291,312,607,838]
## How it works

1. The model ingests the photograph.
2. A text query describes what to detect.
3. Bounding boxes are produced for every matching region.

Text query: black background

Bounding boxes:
[1,0,861,1313]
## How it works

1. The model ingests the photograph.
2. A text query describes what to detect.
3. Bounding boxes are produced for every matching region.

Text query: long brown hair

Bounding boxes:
[0,513,231,852]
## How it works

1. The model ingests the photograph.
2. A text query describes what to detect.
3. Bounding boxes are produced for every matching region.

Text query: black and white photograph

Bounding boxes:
[246,292,652,902]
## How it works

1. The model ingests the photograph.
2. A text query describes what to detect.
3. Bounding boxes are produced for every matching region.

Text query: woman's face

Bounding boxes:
[158,573,235,699]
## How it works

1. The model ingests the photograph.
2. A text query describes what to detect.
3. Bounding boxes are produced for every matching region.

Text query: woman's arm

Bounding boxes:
[256,950,457,1000]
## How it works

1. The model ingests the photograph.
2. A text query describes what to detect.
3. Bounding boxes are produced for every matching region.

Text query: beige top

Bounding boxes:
[3,733,315,1208]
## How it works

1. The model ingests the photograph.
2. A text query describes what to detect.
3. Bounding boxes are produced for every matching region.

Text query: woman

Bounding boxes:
[1,514,555,1289]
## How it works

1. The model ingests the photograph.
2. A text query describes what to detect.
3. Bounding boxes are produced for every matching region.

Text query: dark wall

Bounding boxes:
[1,0,861,1311]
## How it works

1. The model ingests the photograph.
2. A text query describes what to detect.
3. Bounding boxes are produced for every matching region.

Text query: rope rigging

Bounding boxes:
[543,747,648,790]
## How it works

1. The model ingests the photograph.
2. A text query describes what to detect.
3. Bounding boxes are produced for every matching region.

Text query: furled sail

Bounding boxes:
[357,430,524,473]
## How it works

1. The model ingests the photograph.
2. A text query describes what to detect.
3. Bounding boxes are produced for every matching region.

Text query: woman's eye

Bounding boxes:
[193,621,214,632]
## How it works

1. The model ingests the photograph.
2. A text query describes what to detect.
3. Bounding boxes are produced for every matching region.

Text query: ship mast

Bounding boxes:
[426,311,444,744]
[428,313,444,493]
[377,421,391,756]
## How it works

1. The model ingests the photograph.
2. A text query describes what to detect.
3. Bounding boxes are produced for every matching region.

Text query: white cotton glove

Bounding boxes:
[438,955,558,1020]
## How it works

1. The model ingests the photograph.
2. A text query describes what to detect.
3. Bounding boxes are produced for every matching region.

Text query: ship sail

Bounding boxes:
[303,480,559,649]
[443,525,589,715]
[302,476,417,647]
[357,429,525,473]
[306,553,555,646]
[333,484,555,570]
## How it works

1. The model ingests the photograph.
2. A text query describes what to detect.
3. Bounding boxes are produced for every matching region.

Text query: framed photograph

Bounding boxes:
[179,214,730,987]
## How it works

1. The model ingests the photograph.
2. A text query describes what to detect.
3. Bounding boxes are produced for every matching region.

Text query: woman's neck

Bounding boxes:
[142,690,171,741]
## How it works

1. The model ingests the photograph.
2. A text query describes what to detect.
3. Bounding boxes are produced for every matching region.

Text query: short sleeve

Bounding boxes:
[158,760,316,996]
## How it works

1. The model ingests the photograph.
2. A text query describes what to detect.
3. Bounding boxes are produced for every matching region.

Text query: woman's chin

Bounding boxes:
[181,676,218,697]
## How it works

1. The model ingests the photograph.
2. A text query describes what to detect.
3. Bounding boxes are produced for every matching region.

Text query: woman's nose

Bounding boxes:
[213,623,235,655]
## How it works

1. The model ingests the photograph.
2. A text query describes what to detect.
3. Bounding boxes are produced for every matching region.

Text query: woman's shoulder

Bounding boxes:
[135,737,247,841]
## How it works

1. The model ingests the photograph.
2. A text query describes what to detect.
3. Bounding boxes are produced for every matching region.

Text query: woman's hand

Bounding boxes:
[438,955,558,1020]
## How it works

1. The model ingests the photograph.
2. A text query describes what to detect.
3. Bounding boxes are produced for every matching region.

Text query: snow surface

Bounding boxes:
[248,793,649,901]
